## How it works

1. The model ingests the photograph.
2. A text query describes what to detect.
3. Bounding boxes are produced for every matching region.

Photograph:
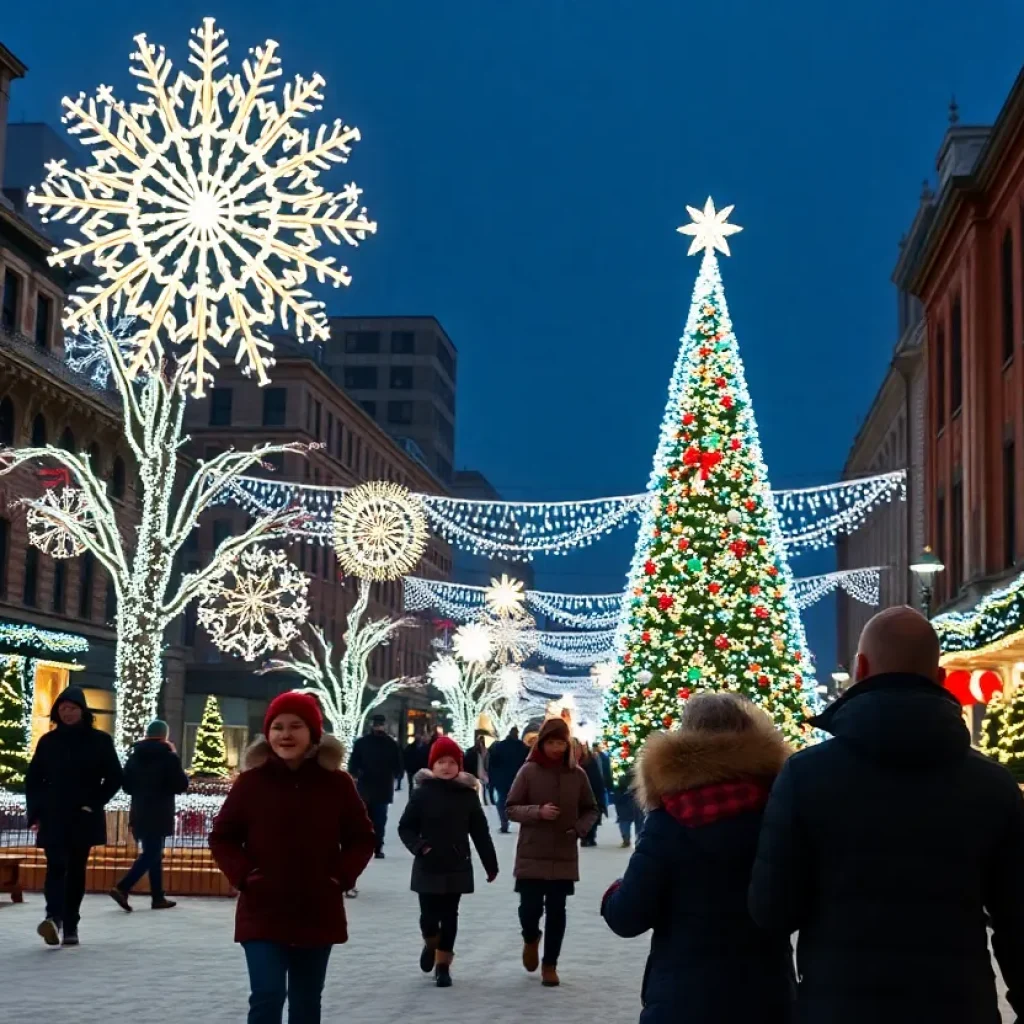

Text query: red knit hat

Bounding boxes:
[429,735,464,771]
[263,691,323,744]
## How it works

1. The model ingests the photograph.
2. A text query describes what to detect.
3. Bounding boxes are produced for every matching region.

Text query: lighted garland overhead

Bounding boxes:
[933,568,1024,656]
[222,469,905,560]
[792,567,883,611]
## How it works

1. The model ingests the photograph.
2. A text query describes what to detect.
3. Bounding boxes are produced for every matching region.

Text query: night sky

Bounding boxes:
[5,0,1024,673]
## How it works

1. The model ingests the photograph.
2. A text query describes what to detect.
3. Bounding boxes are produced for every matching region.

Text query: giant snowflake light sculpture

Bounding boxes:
[198,547,310,662]
[26,487,89,559]
[333,481,428,582]
[27,18,377,396]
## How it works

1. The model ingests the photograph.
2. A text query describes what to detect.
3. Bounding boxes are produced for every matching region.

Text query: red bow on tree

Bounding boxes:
[683,447,723,480]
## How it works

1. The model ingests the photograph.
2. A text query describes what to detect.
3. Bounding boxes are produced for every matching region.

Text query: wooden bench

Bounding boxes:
[0,854,23,903]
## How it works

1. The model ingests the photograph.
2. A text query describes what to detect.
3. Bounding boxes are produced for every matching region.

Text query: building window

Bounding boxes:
[31,413,47,446]
[209,387,233,426]
[1005,442,1017,569]
[0,517,9,597]
[23,547,39,607]
[111,456,127,499]
[105,579,117,623]
[52,561,67,613]
[344,366,378,390]
[327,412,334,452]
[391,330,415,354]
[346,431,354,466]
[951,478,963,596]
[435,335,455,380]
[935,325,945,428]
[388,400,414,425]
[345,330,380,354]
[314,400,322,438]
[950,296,963,414]
[87,442,101,472]
[59,427,75,452]
[335,422,344,460]
[390,366,413,389]
[1002,229,1016,363]
[262,387,287,426]
[434,372,455,412]
[1,270,20,332]
[0,397,15,447]
[359,400,377,418]
[35,294,51,350]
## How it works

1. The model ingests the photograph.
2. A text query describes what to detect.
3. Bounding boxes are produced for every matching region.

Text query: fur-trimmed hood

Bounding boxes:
[635,721,790,812]
[413,767,480,791]
[243,733,346,772]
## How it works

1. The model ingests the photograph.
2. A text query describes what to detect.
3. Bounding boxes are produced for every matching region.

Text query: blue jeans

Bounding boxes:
[495,788,510,830]
[117,834,165,900]
[242,941,332,1024]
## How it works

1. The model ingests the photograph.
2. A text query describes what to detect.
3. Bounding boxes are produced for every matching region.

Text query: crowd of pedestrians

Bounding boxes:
[19,605,1024,1023]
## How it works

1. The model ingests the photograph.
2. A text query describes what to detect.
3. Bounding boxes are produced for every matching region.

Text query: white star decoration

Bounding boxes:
[677,197,743,257]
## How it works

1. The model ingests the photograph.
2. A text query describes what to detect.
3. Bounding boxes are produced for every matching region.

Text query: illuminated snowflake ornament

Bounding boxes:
[26,487,90,559]
[333,481,428,581]
[65,313,138,387]
[197,547,310,662]
[428,656,462,692]
[28,18,377,396]
[483,610,539,666]
[496,665,524,700]
[676,197,743,257]
[452,622,494,665]
[485,574,527,618]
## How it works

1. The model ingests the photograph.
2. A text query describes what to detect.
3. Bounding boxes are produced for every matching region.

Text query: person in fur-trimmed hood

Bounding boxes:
[209,691,375,1024]
[601,692,793,1024]
[398,736,498,988]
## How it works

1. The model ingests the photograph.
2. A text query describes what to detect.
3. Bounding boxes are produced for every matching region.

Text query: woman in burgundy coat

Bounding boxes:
[209,692,376,1024]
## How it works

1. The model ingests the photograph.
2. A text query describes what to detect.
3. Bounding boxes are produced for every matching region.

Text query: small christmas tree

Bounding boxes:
[191,694,229,777]
[0,660,28,792]
[979,689,1007,762]
[998,685,1024,780]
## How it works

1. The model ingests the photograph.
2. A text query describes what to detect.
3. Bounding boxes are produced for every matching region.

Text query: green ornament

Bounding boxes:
[688,667,702,681]
[707,433,721,450]
[686,557,703,573]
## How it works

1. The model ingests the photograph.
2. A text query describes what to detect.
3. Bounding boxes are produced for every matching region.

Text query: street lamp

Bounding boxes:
[910,546,945,612]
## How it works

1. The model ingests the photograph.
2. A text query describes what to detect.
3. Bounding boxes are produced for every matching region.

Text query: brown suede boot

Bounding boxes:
[542,964,560,987]
[420,935,439,973]
[522,933,542,973]
[434,949,453,988]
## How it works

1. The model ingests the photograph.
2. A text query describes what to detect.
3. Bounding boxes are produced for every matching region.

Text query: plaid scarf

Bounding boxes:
[662,779,770,828]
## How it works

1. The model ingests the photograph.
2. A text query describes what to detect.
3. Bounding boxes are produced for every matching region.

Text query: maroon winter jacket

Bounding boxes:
[209,735,375,946]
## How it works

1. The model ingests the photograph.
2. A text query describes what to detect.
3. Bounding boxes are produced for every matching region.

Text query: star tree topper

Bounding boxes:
[28,18,377,396]
[676,197,743,257]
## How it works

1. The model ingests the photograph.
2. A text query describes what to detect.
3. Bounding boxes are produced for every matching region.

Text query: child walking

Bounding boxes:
[506,717,598,988]
[398,736,498,988]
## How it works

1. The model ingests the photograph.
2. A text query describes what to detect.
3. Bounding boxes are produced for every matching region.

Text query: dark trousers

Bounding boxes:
[518,881,568,967]
[43,843,91,930]
[616,799,644,842]
[495,788,510,830]
[242,941,332,1024]
[406,770,417,791]
[117,834,165,900]
[584,820,600,845]
[418,892,461,953]
[366,802,389,853]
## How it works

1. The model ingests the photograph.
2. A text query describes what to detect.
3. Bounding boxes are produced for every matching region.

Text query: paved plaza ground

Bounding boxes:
[0,791,1013,1022]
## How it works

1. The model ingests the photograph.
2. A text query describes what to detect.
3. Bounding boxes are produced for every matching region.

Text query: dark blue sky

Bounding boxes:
[6,1,1024,671]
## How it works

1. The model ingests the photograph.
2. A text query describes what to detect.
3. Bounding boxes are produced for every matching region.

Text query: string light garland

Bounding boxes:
[28,18,376,397]
[605,201,817,779]
[197,547,310,663]
[261,578,414,754]
[536,629,617,667]
[792,567,883,610]
[26,486,90,559]
[933,565,1024,656]
[0,623,89,656]
[0,660,28,792]
[64,311,137,388]
[190,695,230,778]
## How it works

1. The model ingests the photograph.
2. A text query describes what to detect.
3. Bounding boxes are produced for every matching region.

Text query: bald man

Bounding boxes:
[749,607,1024,1024]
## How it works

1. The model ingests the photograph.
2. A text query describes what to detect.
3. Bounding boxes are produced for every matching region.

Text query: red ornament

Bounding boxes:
[682,412,695,426]
[944,670,975,706]
[658,593,675,611]
[642,688,653,699]
[666,502,677,515]
[644,560,657,576]
[683,446,700,467]
[698,346,712,357]
[749,585,761,596]
[653,528,661,538]
[620,743,631,758]
[677,687,691,700]
[794,674,803,686]
[745,499,757,511]
[662,715,674,728]
[624,652,633,665]
[754,605,769,619]
[619,696,630,709]
[714,634,729,650]
[677,537,689,551]
[767,566,779,577]
[708,582,722,595]
[730,539,748,558]
[794,651,802,662]
[641,631,651,643]
[620,724,630,736]
[721,395,734,409]
[730,437,742,450]
[750,663,761,673]
[715,376,727,388]
[758,538,767,546]
[758,675,769,687]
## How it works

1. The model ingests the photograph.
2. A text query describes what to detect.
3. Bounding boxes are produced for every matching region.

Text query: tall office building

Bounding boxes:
[323,316,456,485]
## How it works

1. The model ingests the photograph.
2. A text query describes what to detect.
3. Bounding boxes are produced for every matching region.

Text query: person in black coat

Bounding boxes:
[398,736,498,987]
[579,742,608,847]
[612,765,644,848]
[602,692,793,1024]
[108,719,189,912]
[463,734,491,805]
[486,726,528,833]
[25,686,122,946]
[403,731,432,790]
[348,714,403,858]
[750,606,1024,1024]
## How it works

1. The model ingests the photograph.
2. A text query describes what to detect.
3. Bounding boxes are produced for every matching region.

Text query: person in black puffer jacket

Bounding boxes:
[602,691,793,1024]
[750,606,1024,1024]
[25,686,122,947]
[398,736,498,987]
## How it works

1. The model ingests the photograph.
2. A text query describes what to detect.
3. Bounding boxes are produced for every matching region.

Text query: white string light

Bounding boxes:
[792,567,883,610]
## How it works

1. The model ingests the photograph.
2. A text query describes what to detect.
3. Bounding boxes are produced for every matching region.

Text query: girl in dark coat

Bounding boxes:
[601,692,794,1024]
[209,692,376,1024]
[398,736,498,987]
[25,686,122,946]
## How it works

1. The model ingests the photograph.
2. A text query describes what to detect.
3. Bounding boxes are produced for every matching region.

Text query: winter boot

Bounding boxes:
[434,950,453,988]
[36,918,60,946]
[151,898,177,910]
[620,838,632,849]
[420,935,440,973]
[61,929,80,946]
[522,933,542,973]
[109,887,132,912]
[542,964,560,987]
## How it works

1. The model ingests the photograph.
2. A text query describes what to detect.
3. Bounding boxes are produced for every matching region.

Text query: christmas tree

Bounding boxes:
[979,689,1007,762]
[605,199,814,778]
[0,660,28,792]
[998,685,1024,780]
[191,694,229,777]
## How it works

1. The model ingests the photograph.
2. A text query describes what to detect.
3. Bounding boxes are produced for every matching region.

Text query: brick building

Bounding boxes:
[900,69,1024,697]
